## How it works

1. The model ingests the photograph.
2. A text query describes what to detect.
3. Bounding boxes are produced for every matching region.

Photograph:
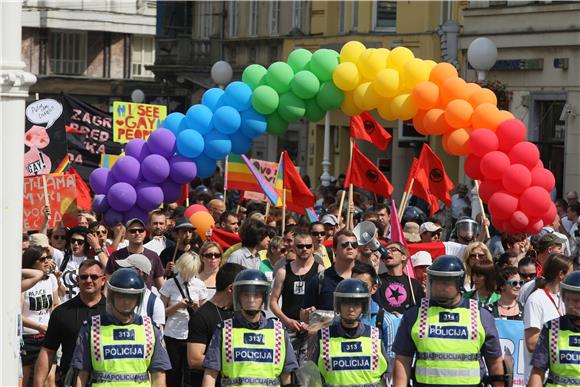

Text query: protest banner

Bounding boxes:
[113,101,167,143]
[23,173,78,231]
[24,98,69,177]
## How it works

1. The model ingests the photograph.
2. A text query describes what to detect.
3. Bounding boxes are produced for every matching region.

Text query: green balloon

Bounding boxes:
[251,85,279,115]
[266,62,294,94]
[290,71,320,100]
[287,48,312,73]
[309,49,340,82]
[317,81,344,111]
[278,92,306,123]
[242,64,267,90]
[266,112,289,136]
[304,98,326,122]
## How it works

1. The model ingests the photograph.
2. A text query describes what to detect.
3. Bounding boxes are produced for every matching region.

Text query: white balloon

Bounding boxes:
[131,89,145,103]
[211,61,233,86]
[467,37,497,71]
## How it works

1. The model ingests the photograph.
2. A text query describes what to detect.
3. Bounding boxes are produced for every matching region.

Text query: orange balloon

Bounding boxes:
[428,63,458,87]
[444,128,471,156]
[465,82,481,99]
[189,211,215,241]
[441,133,453,155]
[412,109,428,135]
[439,77,469,107]
[423,108,453,135]
[471,103,502,130]
[496,109,514,125]
[444,99,474,129]
[411,81,439,110]
[468,88,497,108]
[377,98,397,121]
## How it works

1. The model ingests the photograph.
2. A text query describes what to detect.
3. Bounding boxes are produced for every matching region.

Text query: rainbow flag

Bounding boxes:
[305,207,319,222]
[225,154,279,204]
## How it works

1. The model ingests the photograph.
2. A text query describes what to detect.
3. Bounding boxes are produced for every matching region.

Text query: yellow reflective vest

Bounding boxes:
[546,317,580,387]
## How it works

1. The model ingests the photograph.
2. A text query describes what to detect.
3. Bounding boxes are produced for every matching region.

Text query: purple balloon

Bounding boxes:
[147,128,176,159]
[107,182,137,212]
[136,181,164,211]
[89,168,116,195]
[122,206,149,225]
[103,208,123,226]
[111,156,141,186]
[125,138,150,161]
[141,154,170,184]
[169,155,197,184]
[91,194,110,214]
[160,179,182,203]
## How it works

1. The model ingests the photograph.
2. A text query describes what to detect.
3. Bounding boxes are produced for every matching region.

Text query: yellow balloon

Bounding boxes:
[357,48,389,81]
[424,59,437,72]
[386,46,415,72]
[401,58,430,90]
[353,82,380,112]
[341,91,363,116]
[378,98,397,121]
[372,68,400,98]
[332,62,360,91]
[390,93,418,121]
[340,41,366,64]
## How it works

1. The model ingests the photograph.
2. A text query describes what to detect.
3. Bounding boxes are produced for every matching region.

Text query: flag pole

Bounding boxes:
[337,190,346,229]
[264,201,271,220]
[223,155,229,210]
[474,180,490,240]
[398,178,415,222]
[41,175,51,222]
[347,140,354,230]
[281,189,287,236]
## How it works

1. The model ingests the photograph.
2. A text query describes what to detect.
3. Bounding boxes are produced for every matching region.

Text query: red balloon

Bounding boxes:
[479,179,503,202]
[496,119,527,152]
[488,191,519,221]
[531,167,556,192]
[535,159,544,169]
[184,204,208,219]
[542,203,557,226]
[510,210,529,229]
[464,154,484,180]
[526,218,544,235]
[468,128,498,158]
[519,186,552,219]
[502,164,532,195]
[508,142,540,170]
[480,151,511,180]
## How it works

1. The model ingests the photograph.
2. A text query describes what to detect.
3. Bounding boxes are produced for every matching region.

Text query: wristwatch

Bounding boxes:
[94,248,104,254]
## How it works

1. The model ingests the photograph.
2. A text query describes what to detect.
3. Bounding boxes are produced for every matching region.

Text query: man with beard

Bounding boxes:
[160,217,197,277]
[145,210,175,256]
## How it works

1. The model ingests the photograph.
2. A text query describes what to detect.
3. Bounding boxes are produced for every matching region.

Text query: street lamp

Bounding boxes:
[467,37,497,81]
[211,60,233,88]
[131,89,145,103]
[320,113,332,187]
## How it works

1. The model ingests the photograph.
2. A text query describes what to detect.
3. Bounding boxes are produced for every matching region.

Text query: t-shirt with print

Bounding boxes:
[377,274,425,315]
[22,274,58,335]
[56,254,91,303]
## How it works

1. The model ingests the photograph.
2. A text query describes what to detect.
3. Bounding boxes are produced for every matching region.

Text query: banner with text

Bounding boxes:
[113,102,167,143]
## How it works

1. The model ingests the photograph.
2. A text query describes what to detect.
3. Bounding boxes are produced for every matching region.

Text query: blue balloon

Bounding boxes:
[202,88,225,111]
[184,104,213,135]
[203,131,231,160]
[240,108,267,139]
[193,154,218,179]
[176,129,205,159]
[212,106,241,135]
[229,131,253,154]
[161,112,185,136]
[224,81,252,111]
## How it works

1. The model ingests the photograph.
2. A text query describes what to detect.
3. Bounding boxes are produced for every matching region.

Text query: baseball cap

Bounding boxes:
[321,214,338,226]
[411,251,433,267]
[174,217,195,230]
[403,222,421,243]
[29,233,50,249]
[539,233,567,251]
[116,253,152,275]
[419,221,442,234]
[125,218,146,229]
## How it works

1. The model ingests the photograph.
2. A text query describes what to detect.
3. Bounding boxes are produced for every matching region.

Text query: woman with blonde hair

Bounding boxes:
[159,251,208,387]
[461,241,493,290]
[197,241,222,299]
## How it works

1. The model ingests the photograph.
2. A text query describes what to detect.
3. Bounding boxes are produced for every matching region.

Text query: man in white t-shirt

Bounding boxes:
[144,209,175,256]
[116,253,165,327]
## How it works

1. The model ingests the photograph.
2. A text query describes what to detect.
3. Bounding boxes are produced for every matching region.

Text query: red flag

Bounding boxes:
[390,200,415,278]
[414,144,454,209]
[176,184,188,205]
[282,151,314,209]
[407,241,447,260]
[405,158,441,214]
[68,167,91,210]
[350,112,392,151]
[344,143,393,197]
[210,227,241,250]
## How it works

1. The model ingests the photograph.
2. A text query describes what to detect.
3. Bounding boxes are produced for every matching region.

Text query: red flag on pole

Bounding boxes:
[414,144,454,208]
[390,199,415,278]
[282,151,315,209]
[344,143,394,197]
[68,167,91,210]
[350,112,392,151]
[405,158,441,214]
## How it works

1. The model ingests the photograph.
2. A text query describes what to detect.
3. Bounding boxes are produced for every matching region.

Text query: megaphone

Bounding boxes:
[353,221,388,260]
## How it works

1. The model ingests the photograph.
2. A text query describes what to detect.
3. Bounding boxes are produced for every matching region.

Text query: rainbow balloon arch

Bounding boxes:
[90,40,556,236]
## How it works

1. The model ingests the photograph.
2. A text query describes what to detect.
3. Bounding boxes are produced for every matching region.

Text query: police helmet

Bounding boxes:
[427,255,465,304]
[195,185,209,195]
[106,268,145,315]
[561,270,580,295]
[334,279,371,323]
[402,206,427,226]
[233,269,270,315]
[453,217,479,243]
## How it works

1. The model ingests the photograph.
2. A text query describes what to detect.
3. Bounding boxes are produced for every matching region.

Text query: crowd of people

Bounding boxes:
[19,179,580,386]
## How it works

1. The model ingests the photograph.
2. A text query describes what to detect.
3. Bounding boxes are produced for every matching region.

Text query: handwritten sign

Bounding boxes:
[242,159,279,202]
[113,102,167,143]
[23,173,77,231]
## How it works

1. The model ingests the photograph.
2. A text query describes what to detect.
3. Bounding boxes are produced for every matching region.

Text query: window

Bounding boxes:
[197,1,212,39]
[338,1,346,34]
[351,1,359,31]
[49,30,87,75]
[249,0,259,36]
[374,1,397,31]
[269,46,279,63]
[228,1,239,37]
[269,0,280,35]
[249,46,257,63]
[226,46,237,65]
[131,36,155,78]
[292,0,305,30]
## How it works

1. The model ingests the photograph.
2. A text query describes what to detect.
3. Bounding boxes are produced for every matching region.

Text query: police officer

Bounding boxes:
[392,255,505,387]
[309,278,388,386]
[70,268,171,386]
[529,270,580,387]
[202,269,298,387]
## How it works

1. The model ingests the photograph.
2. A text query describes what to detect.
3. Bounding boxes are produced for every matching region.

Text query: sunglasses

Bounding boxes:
[296,244,313,250]
[128,228,145,234]
[311,231,325,237]
[78,274,102,281]
[37,256,50,262]
[94,230,108,236]
[386,247,403,254]
[519,272,537,279]
[203,253,221,259]
[71,238,85,245]
[340,241,358,249]
[506,279,525,287]
[52,235,66,240]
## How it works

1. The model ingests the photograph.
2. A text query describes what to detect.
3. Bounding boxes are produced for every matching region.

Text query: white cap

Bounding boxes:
[321,214,338,226]
[411,251,433,267]
[419,221,442,234]
[116,254,152,275]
